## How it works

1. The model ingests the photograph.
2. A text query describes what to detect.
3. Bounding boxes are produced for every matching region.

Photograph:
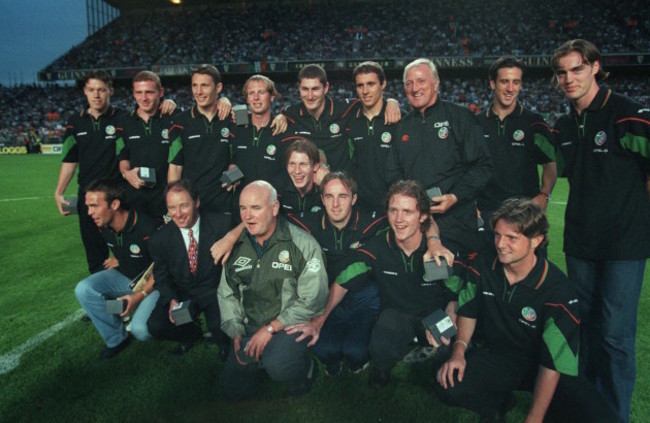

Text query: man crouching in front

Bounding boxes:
[218,180,329,399]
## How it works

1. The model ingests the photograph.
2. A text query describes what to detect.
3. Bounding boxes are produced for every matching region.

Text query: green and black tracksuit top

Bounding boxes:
[345,101,398,213]
[336,228,462,318]
[167,106,233,213]
[278,183,323,216]
[282,96,358,172]
[61,106,123,192]
[100,209,158,280]
[554,88,650,260]
[115,108,178,219]
[230,117,288,187]
[457,252,580,376]
[477,103,555,214]
[287,207,388,284]
[386,100,493,256]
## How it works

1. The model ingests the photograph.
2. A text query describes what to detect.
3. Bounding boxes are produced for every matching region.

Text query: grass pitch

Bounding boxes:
[1,154,648,422]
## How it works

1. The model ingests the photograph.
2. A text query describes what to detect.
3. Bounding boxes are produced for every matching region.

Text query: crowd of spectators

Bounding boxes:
[0,84,81,147]
[44,0,650,71]
[3,0,649,146]
[2,75,649,146]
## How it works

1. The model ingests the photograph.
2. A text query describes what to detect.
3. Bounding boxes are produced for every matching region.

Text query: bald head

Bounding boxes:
[239,181,280,244]
[241,180,278,205]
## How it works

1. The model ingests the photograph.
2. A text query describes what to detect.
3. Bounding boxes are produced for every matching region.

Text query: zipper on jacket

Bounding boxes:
[400,251,415,273]
[502,277,517,303]
[574,112,587,139]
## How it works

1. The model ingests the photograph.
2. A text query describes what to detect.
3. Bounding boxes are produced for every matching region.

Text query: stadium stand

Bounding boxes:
[1,0,649,146]
[44,0,650,70]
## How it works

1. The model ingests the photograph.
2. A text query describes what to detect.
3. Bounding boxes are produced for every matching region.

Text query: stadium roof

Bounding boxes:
[103,0,270,11]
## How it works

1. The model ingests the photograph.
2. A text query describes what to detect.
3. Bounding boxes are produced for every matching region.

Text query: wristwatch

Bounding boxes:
[266,324,275,334]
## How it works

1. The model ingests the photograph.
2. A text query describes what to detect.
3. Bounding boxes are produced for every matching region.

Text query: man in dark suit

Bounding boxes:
[147,179,231,357]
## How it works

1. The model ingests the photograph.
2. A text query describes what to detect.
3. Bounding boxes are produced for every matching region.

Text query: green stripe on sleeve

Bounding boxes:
[61,135,76,159]
[534,133,556,162]
[457,281,476,310]
[168,136,183,162]
[336,262,371,286]
[444,275,464,294]
[543,318,579,376]
[620,133,650,159]
[115,137,125,156]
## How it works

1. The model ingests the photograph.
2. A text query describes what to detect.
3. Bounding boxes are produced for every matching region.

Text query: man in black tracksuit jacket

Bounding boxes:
[551,39,650,423]
[386,58,492,257]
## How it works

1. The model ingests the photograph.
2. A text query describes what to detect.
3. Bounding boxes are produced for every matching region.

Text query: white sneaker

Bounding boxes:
[403,346,437,363]
[348,361,370,374]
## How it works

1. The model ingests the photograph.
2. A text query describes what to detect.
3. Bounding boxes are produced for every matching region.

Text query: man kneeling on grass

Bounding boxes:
[75,178,160,360]
[433,199,616,423]
[285,176,455,376]
[217,181,328,399]
[288,180,459,388]
[146,179,232,357]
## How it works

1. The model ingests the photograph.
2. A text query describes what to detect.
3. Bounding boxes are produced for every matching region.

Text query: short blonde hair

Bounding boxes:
[243,75,277,97]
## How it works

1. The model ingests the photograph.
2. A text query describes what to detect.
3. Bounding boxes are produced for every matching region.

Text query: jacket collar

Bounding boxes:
[385,228,427,255]
[320,206,361,232]
[81,105,117,119]
[570,88,612,116]
[484,102,524,120]
[490,251,549,290]
[299,95,335,121]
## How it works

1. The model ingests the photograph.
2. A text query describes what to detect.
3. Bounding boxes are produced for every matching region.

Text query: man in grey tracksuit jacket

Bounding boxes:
[218,180,328,400]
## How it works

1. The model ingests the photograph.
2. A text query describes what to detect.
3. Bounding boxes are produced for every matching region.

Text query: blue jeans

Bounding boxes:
[566,256,647,423]
[312,284,379,368]
[130,290,159,341]
[75,269,159,347]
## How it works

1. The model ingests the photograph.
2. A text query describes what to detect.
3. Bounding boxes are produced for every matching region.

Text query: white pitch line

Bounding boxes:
[550,201,567,205]
[0,196,49,202]
[0,308,85,375]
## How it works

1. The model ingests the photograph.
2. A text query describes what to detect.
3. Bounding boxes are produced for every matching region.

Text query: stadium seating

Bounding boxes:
[2,0,649,146]
[44,0,650,71]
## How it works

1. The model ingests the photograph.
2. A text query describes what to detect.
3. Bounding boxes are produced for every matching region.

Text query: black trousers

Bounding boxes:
[368,308,429,372]
[220,329,311,400]
[147,296,228,345]
[433,346,618,422]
